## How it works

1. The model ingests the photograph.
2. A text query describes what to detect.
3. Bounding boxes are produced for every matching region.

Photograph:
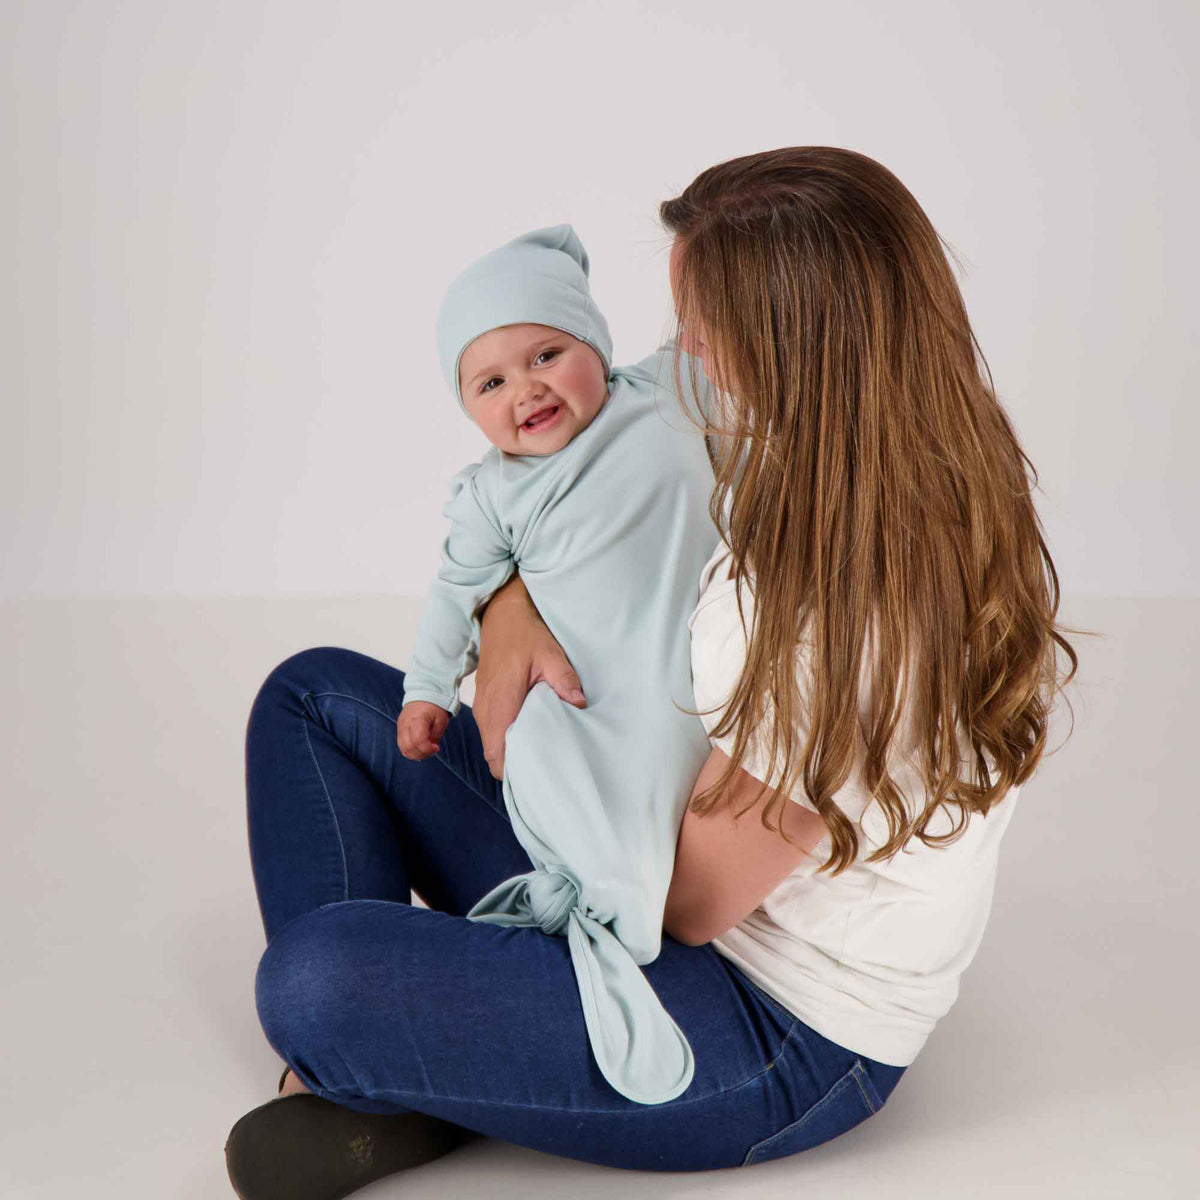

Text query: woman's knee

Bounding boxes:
[259,646,359,698]
[254,902,374,1053]
[250,646,395,721]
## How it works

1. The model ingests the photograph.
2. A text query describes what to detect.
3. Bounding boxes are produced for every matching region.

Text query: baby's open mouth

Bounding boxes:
[523,404,561,430]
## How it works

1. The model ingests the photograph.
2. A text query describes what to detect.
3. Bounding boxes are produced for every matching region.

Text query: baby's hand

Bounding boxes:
[397,701,451,760]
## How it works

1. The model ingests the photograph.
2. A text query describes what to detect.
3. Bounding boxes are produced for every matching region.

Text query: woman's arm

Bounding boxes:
[663,749,829,946]
[473,573,587,779]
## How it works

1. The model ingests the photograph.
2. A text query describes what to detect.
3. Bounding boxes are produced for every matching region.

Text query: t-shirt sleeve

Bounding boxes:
[708,692,877,827]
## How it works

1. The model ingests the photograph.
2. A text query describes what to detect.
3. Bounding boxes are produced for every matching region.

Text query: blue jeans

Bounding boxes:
[246,647,906,1171]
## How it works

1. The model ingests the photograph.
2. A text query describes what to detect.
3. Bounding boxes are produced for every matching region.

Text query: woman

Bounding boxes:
[225,146,1077,1199]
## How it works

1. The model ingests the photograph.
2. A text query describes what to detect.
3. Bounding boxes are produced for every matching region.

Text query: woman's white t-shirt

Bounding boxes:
[687,537,1019,1067]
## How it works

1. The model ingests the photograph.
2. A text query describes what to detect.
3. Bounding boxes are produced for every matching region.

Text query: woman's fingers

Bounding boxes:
[476,673,525,779]
[474,569,585,778]
[536,654,587,708]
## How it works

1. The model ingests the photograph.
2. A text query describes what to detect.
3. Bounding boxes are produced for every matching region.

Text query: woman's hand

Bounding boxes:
[475,572,586,779]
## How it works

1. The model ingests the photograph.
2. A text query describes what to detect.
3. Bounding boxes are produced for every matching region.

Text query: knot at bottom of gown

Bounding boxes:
[466,863,697,1104]
[525,868,578,937]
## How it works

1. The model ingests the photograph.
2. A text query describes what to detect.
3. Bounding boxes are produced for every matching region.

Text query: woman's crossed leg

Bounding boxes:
[245,647,890,1172]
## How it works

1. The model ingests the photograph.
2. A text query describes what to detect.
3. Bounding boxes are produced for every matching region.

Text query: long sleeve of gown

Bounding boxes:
[402,459,515,716]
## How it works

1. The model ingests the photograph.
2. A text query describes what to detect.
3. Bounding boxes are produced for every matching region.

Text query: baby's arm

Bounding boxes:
[401,459,515,752]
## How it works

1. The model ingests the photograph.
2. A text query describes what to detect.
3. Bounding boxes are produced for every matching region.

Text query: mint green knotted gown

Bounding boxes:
[403,225,718,1103]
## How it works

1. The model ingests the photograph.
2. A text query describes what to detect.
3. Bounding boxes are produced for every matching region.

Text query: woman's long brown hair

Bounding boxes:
[661,147,1080,874]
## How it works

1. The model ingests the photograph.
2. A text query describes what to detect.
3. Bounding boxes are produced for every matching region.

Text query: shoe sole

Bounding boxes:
[224,1092,481,1200]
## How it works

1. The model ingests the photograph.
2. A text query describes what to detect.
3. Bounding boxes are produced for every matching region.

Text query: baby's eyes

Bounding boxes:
[478,349,560,395]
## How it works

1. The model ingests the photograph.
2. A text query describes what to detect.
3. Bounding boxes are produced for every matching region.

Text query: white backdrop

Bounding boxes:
[4,0,1196,598]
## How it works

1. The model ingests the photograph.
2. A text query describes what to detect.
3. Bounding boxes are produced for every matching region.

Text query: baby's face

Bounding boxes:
[458,323,609,456]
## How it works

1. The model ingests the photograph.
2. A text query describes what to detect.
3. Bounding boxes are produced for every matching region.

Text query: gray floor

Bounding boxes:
[2,595,1195,1198]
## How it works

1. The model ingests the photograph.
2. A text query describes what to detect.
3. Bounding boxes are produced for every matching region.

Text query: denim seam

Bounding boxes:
[740,974,796,1025]
[318,1019,802,1116]
[741,1070,857,1166]
[307,690,398,727]
[850,1060,879,1114]
[301,692,350,902]
[429,748,512,824]
[306,689,505,819]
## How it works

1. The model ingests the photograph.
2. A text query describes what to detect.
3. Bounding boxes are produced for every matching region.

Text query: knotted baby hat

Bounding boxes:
[436,224,614,411]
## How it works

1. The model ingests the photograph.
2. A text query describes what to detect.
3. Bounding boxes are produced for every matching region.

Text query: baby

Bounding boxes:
[399,225,718,1105]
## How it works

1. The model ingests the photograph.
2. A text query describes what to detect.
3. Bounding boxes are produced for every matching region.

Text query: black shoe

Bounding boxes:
[224,1072,482,1200]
